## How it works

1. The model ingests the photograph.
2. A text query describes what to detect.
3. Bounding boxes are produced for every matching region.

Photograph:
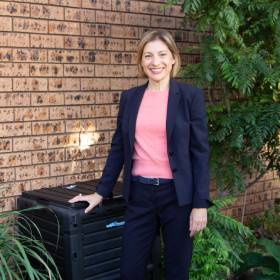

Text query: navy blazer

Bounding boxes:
[96,78,213,207]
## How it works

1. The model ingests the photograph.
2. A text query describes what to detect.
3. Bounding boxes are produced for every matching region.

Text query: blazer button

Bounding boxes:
[172,168,177,173]
[169,151,174,156]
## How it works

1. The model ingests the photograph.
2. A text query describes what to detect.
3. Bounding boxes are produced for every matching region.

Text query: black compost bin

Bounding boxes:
[18,180,161,280]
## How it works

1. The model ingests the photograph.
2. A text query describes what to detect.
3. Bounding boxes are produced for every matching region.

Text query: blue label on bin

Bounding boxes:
[106,221,125,228]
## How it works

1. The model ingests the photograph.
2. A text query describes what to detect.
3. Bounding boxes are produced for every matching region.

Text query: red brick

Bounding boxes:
[31,92,64,106]
[95,144,110,157]
[65,119,96,132]
[151,15,176,28]
[95,65,123,77]
[31,149,65,164]
[49,0,81,8]
[92,157,106,171]
[65,7,95,22]
[50,106,81,119]
[48,50,80,63]
[0,92,30,107]
[110,51,137,64]
[64,64,95,77]
[31,4,64,20]
[0,108,14,122]
[110,104,119,117]
[0,78,13,91]
[64,147,82,161]
[124,65,138,77]
[17,0,48,3]
[16,164,49,180]
[65,146,95,160]
[80,104,111,118]
[0,168,15,183]
[0,17,12,31]
[32,120,65,135]
[49,78,80,91]
[95,91,119,104]
[0,32,29,47]
[0,63,29,77]
[50,161,81,176]
[65,91,95,105]
[111,25,138,38]
[95,118,116,130]
[49,20,80,35]
[96,10,125,24]
[13,48,47,62]
[48,134,80,148]
[80,50,110,64]
[110,78,138,90]
[64,173,94,184]
[81,78,110,91]
[125,39,138,51]
[13,78,48,91]
[125,13,150,26]
[0,181,31,198]
[96,38,124,51]
[0,2,30,17]
[64,36,95,50]
[111,0,139,12]
[31,176,64,191]
[82,0,111,10]
[15,107,49,121]
[31,34,64,48]
[81,159,95,172]
[0,139,12,152]
[0,152,31,167]
[81,23,110,36]
[30,177,63,190]
[138,1,164,15]
[30,63,63,77]
[92,131,110,144]
[0,122,31,137]
[13,136,48,151]
[0,48,12,61]
[14,18,48,33]
[0,197,17,212]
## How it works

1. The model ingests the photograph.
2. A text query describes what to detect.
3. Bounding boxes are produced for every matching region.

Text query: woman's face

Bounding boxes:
[141,39,175,84]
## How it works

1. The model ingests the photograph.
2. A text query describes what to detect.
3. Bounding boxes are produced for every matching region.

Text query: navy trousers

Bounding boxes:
[120,180,193,280]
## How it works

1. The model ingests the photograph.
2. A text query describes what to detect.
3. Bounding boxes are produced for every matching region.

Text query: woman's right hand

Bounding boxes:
[68,192,103,214]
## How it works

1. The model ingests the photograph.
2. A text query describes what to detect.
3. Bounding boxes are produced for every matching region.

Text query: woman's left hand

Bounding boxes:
[189,208,207,237]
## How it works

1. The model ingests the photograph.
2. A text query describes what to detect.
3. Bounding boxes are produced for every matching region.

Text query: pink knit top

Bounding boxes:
[131,88,173,179]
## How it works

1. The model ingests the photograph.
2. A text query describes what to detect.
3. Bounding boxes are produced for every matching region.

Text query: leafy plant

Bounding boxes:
[0,208,62,280]
[236,238,280,280]
[247,201,280,243]
[190,196,255,280]
[166,0,280,201]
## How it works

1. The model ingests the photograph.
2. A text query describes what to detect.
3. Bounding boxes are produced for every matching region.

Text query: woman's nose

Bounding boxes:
[151,55,160,66]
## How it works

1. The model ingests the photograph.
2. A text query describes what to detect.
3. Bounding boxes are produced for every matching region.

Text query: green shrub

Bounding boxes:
[0,208,62,280]
[190,197,255,280]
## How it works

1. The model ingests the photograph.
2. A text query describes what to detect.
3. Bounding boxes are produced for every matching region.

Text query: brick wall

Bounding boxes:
[0,0,278,221]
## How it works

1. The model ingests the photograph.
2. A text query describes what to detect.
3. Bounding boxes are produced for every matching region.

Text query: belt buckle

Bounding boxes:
[154,178,159,186]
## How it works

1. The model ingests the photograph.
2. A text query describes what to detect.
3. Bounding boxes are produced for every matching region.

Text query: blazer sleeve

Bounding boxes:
[190,88,214,208]
[96,92,126,198]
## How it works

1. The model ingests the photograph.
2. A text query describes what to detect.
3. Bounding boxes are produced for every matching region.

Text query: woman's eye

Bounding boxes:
[160,53,166,56]
[145,55,151,58]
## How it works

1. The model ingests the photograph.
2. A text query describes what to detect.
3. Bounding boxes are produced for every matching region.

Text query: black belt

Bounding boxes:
[132,176,173,186]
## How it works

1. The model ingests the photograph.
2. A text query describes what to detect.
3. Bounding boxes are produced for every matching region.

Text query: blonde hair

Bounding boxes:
[136,29,181,78]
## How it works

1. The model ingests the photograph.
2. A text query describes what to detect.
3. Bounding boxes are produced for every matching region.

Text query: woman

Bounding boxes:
[69,29,213,280]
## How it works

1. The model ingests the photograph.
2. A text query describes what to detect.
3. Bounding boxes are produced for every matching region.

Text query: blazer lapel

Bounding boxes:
[166,78,181,142]
[128,81,148,150]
